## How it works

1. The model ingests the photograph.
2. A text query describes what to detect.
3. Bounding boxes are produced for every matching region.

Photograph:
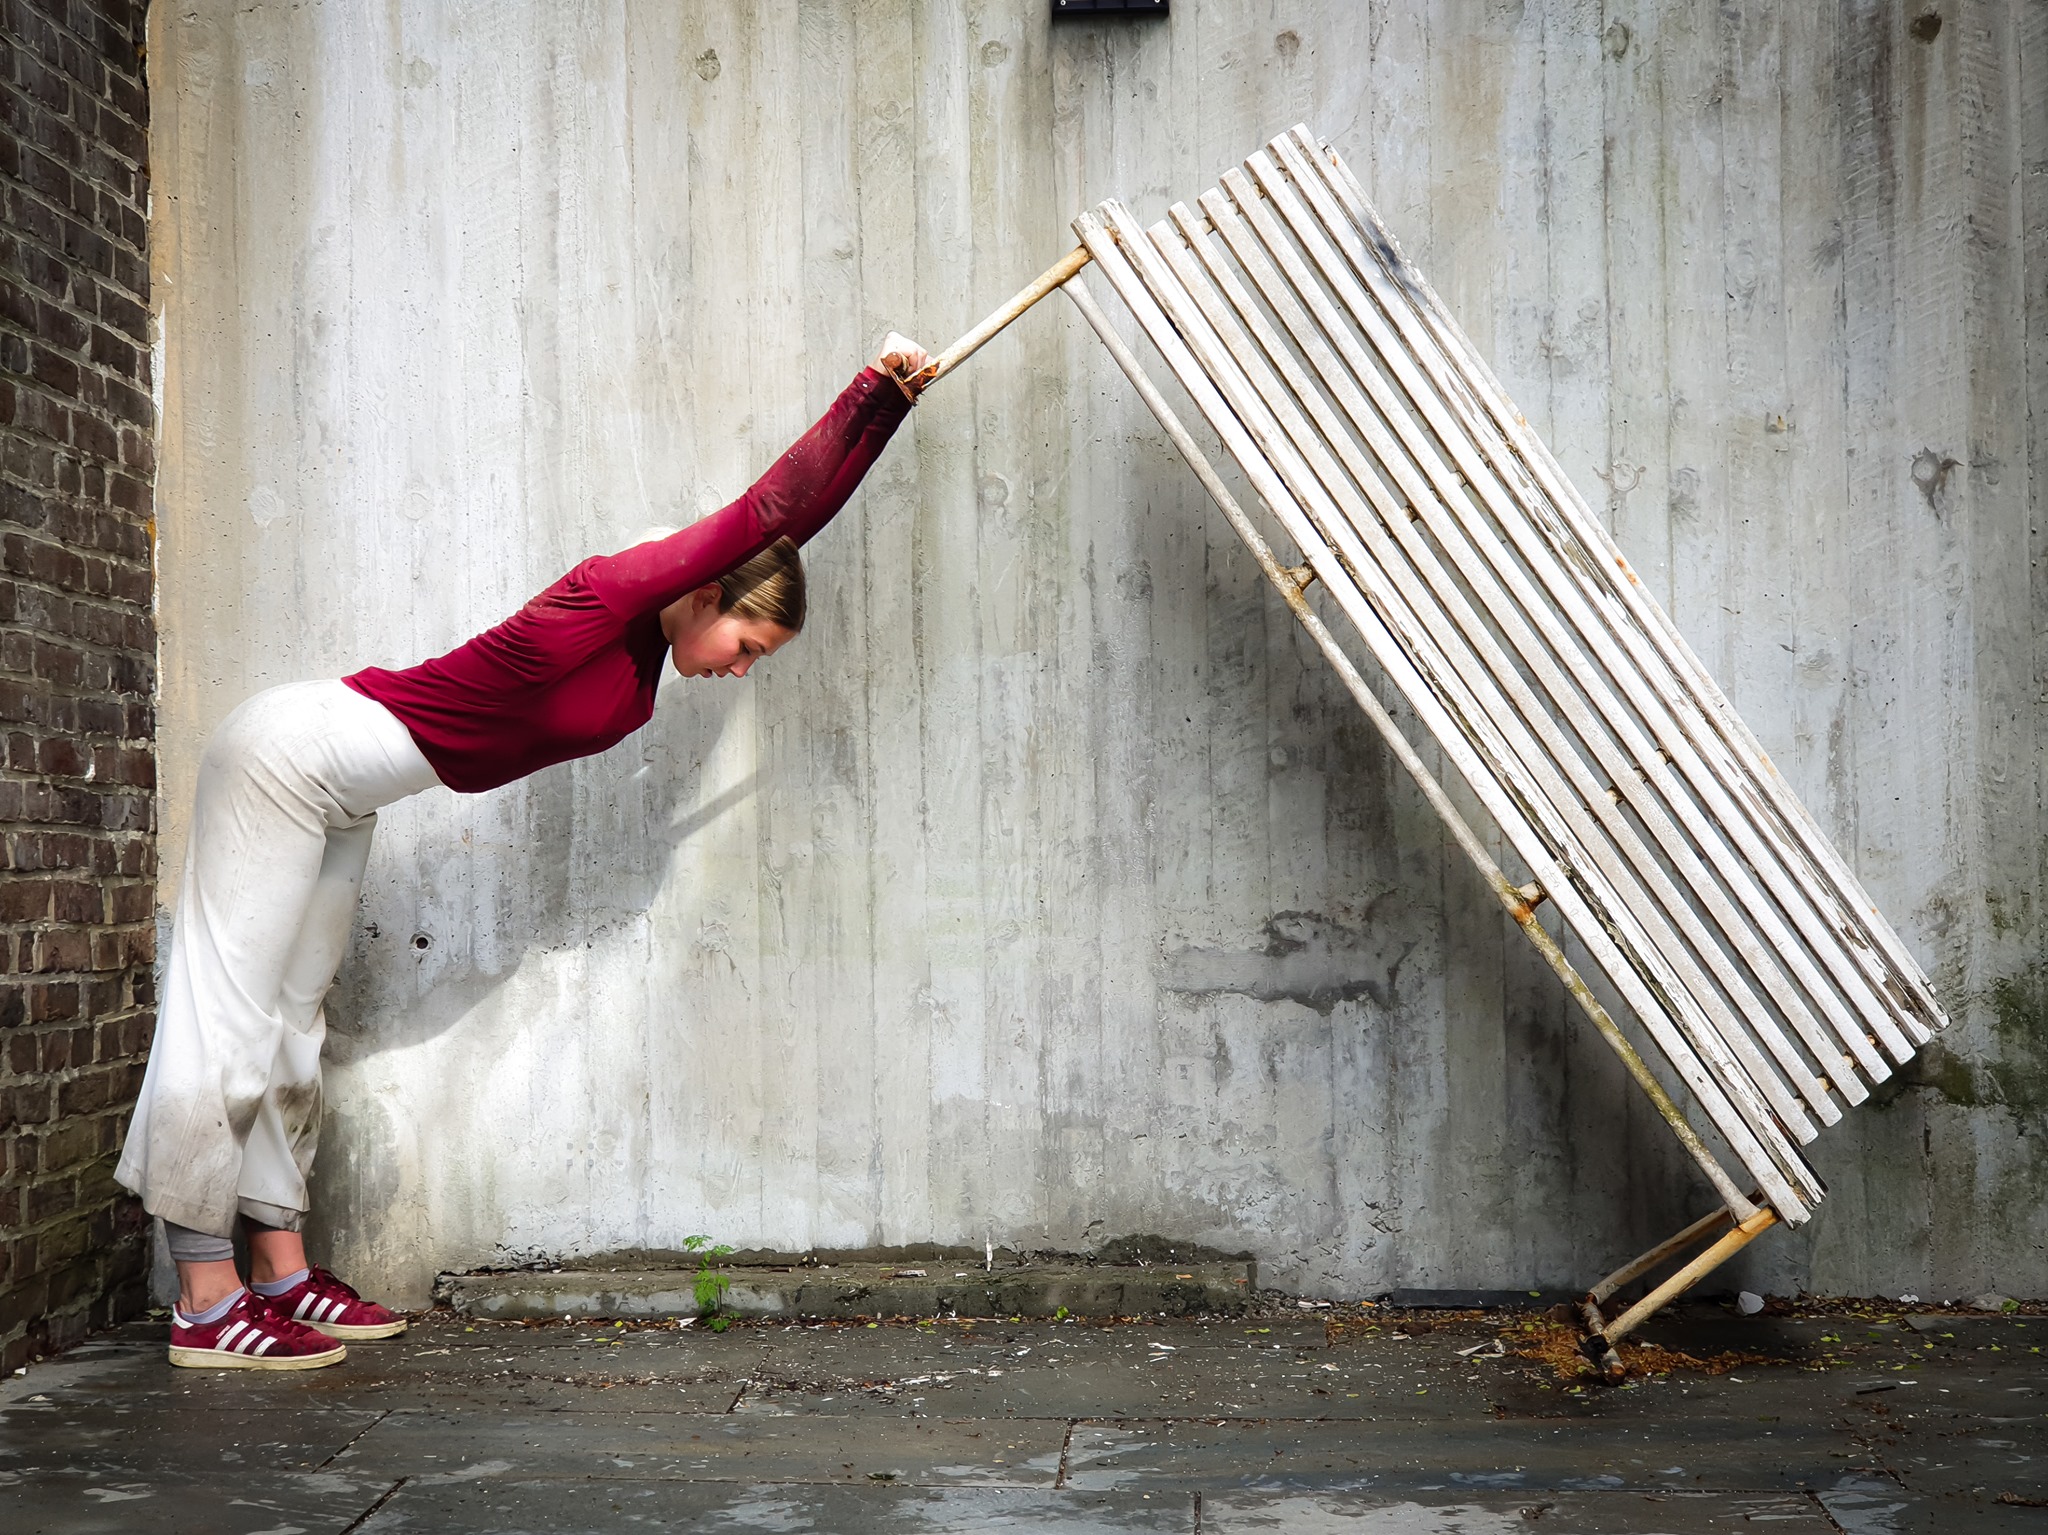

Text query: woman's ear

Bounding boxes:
[692,584,722,613]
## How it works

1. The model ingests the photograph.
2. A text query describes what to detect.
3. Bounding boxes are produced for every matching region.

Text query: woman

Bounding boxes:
[117,334,933,1369]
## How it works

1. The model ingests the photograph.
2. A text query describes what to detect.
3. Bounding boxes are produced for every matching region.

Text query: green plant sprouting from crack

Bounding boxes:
[684,1234,735,1332]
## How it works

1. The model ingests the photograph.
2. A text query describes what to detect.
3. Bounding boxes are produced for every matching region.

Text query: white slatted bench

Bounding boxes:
[914,126,1948,1373]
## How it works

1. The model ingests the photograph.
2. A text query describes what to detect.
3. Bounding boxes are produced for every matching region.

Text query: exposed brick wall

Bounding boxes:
[0,0,155,1373]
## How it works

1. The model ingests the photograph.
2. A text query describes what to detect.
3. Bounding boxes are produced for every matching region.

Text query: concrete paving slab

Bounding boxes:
[1900,1317,2048,1368]
[734,1318,1502,1422]
[1486,1355,2048,1424]
[1905,1313,2046,1338]
[0,1329,746,1414]
[729,1365,1445,1423]
[357,1480,1196,1531]
[1061,1416,1872,1494]
[1816,1476,2048,1534]
[415,1317,757,1350]
[92,1312,756,1352]
[1377,1291,1580,1311]
[1199,1489,1839,1532]
[441,1263,1255,1321]
[0,1467,391,1535]
[744,1318,1335,1363]
[1875,1423,2048,1499]
[0,1401,389,1535]
[0,1398,383,1472]
[332,1409,1071,1486]
[8,1305,2048,1533]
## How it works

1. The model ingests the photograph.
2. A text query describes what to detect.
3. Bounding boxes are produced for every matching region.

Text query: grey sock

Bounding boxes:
[163,1220,236,1265]
[251,1267,309,1298]
[178,1286,243,1325]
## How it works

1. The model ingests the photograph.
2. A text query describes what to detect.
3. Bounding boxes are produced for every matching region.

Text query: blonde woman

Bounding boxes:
[118,335,932,1368]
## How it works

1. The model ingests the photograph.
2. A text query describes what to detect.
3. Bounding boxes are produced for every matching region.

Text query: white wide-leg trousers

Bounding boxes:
[116,680,442,1237]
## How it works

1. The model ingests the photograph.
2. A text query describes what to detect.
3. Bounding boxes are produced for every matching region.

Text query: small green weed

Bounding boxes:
[684,1234,735,1333]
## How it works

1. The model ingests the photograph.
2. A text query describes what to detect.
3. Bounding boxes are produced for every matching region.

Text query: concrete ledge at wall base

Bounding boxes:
[434,1260,1257,1323]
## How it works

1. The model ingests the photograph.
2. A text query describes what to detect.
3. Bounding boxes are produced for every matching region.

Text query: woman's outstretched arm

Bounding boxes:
[589,336,929,619]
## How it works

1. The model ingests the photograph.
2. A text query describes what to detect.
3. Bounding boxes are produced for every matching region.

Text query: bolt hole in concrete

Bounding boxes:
[1910,12,1943,42]
[411,932,432,951]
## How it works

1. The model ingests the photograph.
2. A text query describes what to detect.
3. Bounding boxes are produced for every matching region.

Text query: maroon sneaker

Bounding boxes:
[270,1266,409,1340]
[168,1290,346,1370]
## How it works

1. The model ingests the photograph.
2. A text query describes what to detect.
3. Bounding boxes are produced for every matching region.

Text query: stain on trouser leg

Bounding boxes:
[236,815,378,1232]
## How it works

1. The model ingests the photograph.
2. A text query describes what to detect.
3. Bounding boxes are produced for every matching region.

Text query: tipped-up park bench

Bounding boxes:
[912,127,1948,1376]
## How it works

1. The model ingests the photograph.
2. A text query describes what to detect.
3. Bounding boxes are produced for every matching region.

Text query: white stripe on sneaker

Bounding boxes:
[295,1295,316,1320]
[253,1335,276,1356]
[217,1320,247,1350]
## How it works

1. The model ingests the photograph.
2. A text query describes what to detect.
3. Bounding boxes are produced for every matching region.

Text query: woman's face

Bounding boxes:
[661,588,796,679]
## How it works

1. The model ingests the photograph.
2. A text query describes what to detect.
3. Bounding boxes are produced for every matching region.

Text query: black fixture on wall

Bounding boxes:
[1053,0,1168,16]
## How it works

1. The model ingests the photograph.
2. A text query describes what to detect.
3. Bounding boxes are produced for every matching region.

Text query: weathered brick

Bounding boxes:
[80,971,122,1015]
[105,881,146,924]
[49,879,99,923]
[86,924,146,969]
[0,278,38,333]
[36,1124,97,1185]
[95,1010,142,1061]
[102,65,141,127]
[26,978,77,1015]
[32,926,92,972]
[34,1025,71,1072]
[66,1019,97,1066]
[12,238,69,301]
[9,1081,54,1126]
[41,305,91,359]
[73,1155,120,1207]
[0,878,53,921]
[2,0,155,1372]
[0,1273,51,1338]
[93,281,142,340]
[79,696,124,734]
[70,410,115,460]
[34,1210,91,1267]
[44,1278,96,1346]
[52,1068,111,1120]
[88,11,141,70]
[27,98,82,170]
[23,1172,79,1227]
[36,735,88,777]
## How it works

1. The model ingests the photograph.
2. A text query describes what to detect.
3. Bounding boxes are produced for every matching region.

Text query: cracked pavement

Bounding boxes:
[2,1303,2043,1531]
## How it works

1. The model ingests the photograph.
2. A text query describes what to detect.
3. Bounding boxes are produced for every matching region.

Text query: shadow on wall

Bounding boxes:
[320,674,756,1063]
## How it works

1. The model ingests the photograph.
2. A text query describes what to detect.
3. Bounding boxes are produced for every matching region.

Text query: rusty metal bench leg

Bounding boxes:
[1577,1204,1779,1381]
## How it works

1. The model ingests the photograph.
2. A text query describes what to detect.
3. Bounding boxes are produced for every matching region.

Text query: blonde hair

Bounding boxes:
[718,536,805,633]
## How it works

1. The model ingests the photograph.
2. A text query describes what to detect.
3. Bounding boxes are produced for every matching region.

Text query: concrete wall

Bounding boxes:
[151,0,2048,1307]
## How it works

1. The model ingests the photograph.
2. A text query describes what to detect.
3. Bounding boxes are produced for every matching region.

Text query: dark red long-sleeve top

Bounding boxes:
[345,367,913,793]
